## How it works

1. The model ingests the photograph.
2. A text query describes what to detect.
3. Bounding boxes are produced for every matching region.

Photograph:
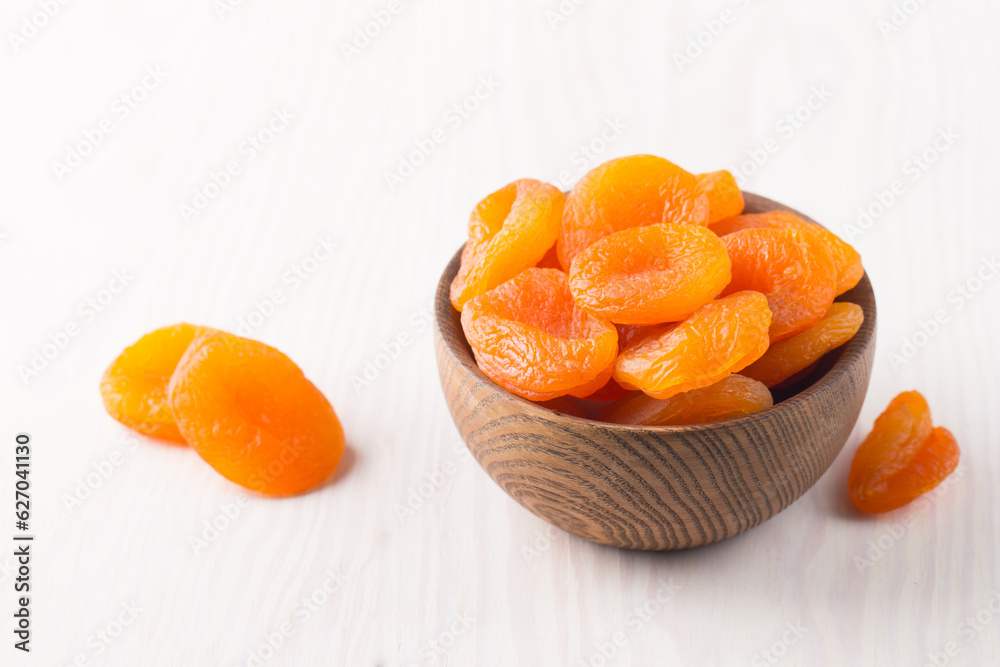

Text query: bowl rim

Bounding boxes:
[435,191,877,434]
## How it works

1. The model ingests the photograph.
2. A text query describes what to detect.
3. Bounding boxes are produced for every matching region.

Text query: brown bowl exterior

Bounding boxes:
[433,193,877,550]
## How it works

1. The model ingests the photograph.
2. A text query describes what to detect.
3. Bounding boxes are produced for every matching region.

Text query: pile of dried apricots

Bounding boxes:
[101,324,344,495]
[450,154,959,513]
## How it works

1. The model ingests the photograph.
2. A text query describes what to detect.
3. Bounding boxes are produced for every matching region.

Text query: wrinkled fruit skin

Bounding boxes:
[722,228,836,343]
[848,391,960,514]
[558,155,707,269]
[743,302,864,388]
[168,331,345,495]
[614,291,772,400]
[450,179,564,311]
[568,223,732,325]
[100,323,213,443]
[710,210,863,296]
[696,171,744,224]
[461,268,618,401]
[600,374,772,426]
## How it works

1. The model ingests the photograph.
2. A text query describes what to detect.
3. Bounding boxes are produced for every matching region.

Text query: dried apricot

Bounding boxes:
[535,243,562,270]
[450,179,564,311]
[558,155,707,268]
[848,391,960,513]
[722,228,836,342]
[696,171,744,224]
[600,374,772,426]
[167,331,345,495]
[100,323,213,443]
[614,291,772,400]
[742,302,864,388]
[710,211,862,296]
[461,268,618,401]
[568,223,732,325]
[578,325,649,401]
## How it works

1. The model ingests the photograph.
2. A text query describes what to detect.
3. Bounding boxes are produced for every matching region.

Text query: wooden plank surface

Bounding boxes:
[1,1,997,665]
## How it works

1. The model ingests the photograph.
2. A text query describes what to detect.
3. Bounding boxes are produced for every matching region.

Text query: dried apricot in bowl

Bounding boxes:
[167,331,345,495]
[558,155,707,269]
[600,374,772,426]
[100,323,213,443]
[695,171,744,224]
[567,223,732,325]
[613,291,772,400]
[450,178,564,311]
[743,302,864,388]
[710,210,863,296]
[722,228,836,343]
[460,268,618,401]
[848,391,960,514]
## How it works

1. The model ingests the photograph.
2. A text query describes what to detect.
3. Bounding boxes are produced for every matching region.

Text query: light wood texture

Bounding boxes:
[435,194,877,551]
[2,2,999,665]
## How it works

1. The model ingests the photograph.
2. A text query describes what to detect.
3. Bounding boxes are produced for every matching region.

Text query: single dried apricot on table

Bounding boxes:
[614,291,772,400]
[742,302,864,388]
[568,223,732,325]
[461,268,618,401]
[722,227,836,342]
[100,323,213,443]
[167,331,345,495]
[450,178,564,311]
[848,391,960,514]
[710,210,863,296]
[558,155,707,269]
[600,374,772,426]
[696,171,744,224]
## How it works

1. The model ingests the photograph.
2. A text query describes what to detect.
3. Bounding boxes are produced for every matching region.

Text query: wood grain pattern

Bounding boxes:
[435,194,877,550]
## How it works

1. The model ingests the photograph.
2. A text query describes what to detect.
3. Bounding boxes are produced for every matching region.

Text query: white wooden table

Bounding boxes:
[2,1,998,665]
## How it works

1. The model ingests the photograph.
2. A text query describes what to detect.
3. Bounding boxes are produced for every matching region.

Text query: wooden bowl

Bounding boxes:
[433,193,877,551]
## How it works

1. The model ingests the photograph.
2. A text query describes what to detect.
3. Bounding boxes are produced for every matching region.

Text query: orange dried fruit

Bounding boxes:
[722,228,836,342]
[742,302,864,388]
[167,331,345,495]
[558,155,707,269]
[696,171,744,224]
[614,291,772,400]
[450,179,564,311]
[461,268,618,401]
[568,223,732,325]
[710,210,863,296]
[535,243,562,270]
[600,374,772,426]
[100,323,214,443]
[848,391,960,514]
